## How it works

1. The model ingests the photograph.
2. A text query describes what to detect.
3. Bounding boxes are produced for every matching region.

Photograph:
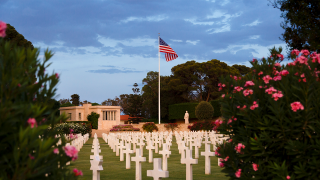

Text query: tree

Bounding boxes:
[2,23,34,50]
[170,59,241,102]
[70,94,80,106]
[231,64,254,76]
[126,83,144,123]
[268,0,320,56]
[101,96,120,106]
[59,98,70,105]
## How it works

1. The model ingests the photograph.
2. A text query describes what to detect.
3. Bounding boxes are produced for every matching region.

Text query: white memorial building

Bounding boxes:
[59,103,122,130]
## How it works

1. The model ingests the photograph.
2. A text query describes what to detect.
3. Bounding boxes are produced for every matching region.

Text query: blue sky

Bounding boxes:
[1,0,290,104]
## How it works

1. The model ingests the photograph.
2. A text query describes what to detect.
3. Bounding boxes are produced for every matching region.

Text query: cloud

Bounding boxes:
[206,10,226,19]
[120,15,168,23]
[186,40,200,45]
[243,20,262,26]
[171,39,183,42]
[212,43,288,58]
[86,68,143,74]
[184,18,215,25]
[249,35,260,39]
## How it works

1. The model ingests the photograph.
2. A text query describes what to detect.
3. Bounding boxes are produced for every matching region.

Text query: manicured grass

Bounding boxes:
[68,137,228,180]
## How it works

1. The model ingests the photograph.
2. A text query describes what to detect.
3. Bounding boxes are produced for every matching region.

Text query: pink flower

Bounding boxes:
[252,58,257,62]
[27,118,37,128]
[265,87,278,94]
[218,83,221,87]
[234,86,244,92]
[252,163,259,171]
[64,146,78,161]
[272,92,283,101]
[258,71,263,76]
[0,21,7,37]
[219,162,224,168]
[222,84,226,87]
[224,156,229,161]
[53,148,59,154]
[237,106,240,108]
[274,63,281,67]
[300,73,305,78]
[286,175,290,179]
[243,89,253,96]
[244,81,255,87]
[242,105,246,108]
[301,49,310,56]
[221,94,225,98]
[259,86,263,88]
[235,169,242,178]
[233,117,237,121]
[17,84,21,87]
[294,72,299,76]
[235,143,245,153]
[55,73,59,79]
[227,119,232,124]
[291,49,300,56]
[273,75,282,81]
[73,168,83,176]
[291,102,304,112]
[29,154,35,160]
[277,54,284,61]
[280,70,289,76]
[303,78,307,82]
[262,75,273,84]
[228,139,232,143]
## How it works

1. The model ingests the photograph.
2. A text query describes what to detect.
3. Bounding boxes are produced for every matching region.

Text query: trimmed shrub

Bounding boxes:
[142,122,158,132]
[215,47,320,179]
[87,112,99,129]
[195,101,214,121]
[0,36,80,179]
[187,121,215,131]
[164,123,179,131]
[110,125,140,132]
[53,122,92,137]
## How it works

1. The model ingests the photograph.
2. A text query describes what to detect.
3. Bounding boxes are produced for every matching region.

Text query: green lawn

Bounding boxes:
[68,137,229,180]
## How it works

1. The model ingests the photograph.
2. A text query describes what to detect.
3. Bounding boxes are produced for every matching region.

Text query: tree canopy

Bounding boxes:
[3,23,34,50]
[268,0,320,55]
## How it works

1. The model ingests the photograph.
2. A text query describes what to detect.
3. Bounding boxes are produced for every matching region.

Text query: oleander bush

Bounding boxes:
[0,27,81,180]
[187,121,215,131]
[164,123,179,131]
[215,47,320,179]
[142,122,158,132]
[195,101,214,121]
[52,123,91,136]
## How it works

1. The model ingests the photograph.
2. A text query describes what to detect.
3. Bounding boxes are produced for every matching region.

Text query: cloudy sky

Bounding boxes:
[1,0,290,105]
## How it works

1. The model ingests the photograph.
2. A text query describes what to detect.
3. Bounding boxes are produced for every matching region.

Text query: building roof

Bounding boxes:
[120,115,144,121]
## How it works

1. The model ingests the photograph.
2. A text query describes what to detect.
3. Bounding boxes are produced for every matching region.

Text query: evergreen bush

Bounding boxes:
[60,102,75,107]
[195,101,214,121]
[0,30,81,179]
[215,47,320,179]
[164,123,179,131]
[87,112,99,129]
[142,122,158,132]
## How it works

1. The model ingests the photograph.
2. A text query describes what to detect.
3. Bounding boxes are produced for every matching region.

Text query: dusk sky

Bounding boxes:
[1,0,291,105]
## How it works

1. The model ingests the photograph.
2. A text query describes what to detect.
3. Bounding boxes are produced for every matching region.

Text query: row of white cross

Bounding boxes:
[90,133,104,180]
[57,133,89,165]
[99,131,229,180]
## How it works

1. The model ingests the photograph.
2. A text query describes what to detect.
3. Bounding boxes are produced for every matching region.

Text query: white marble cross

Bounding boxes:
[137,138,145,156]
[119,140,126,161]
[147,158,169,180]
[201,143,215,174]
[90,155,103,180]
[124,143,134,169]
[146,140,155,163]
[154,136,160,153]
[131,149,146,180]
[181,149,198,180]
[159,143,171,171]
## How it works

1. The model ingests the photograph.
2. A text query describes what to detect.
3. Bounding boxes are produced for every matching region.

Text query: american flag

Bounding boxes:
[159,37,178,62]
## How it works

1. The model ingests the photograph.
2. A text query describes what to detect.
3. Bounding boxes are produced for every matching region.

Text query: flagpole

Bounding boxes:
[158,33,161,124]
